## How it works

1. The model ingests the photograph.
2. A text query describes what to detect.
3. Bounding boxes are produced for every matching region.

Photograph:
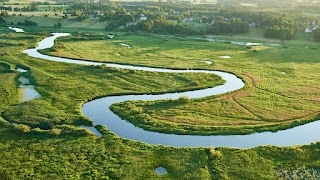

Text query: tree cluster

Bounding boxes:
[0,11,9,17]
[264,26,295,40]
[314,29,320,42]
[0,16,5,23]
[53,22,62,28]
[262,15,298,40]
[207,17,249,34]
[0,12,7,23]
[129,19,194,35]
[17,20,37,26]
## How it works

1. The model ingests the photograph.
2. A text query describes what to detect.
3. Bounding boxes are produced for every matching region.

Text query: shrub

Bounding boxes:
[50,128,62,136]
[209,147,222,159]
[0,11,8,17]
[0,16,5,23]
[17,20,37,26]
[13,123,31,133]
[177,96,191,104]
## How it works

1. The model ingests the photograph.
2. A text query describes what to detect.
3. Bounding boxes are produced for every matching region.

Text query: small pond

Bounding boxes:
[155,166,169,175]
[17,68,41,102]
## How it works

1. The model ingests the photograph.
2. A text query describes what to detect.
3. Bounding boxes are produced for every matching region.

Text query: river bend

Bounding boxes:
[23,33,320,148]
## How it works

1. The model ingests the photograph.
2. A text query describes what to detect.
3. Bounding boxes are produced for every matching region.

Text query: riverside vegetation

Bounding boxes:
[1,1,320,179]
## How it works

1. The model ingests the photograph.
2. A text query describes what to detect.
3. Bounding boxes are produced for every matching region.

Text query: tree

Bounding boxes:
[30,4,38,11]
[314,29,320,42]
[0,16,5,23]
[201,16,209,23]
[0,11,8,17]
[54,22,62,28]
[48,5,52,12]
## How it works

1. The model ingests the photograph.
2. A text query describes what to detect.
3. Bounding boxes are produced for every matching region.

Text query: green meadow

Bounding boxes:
[45,30,320,135]
[5,13,109,30]
[1,14,320,179]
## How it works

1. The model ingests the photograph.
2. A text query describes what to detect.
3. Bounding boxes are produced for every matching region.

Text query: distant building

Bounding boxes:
[126,22,138,27]
[183,17,193,22]
[305,28,313,33]
[249,22,256,28]
[140,14,147,21]
[305,26,319,33]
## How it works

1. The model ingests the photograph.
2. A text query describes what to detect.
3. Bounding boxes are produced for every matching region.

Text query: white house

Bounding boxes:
[126,22,138,27]
[140,14,147,21]
[305,26,319,33]
[183,17,193,22]
[305,28,313,33]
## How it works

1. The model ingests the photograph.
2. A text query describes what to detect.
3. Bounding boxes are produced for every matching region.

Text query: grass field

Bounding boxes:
[43,30,320,135]
[0,25,277,179]
[5,14,110,30]
[1,18,320,178]
[5,0,56,4]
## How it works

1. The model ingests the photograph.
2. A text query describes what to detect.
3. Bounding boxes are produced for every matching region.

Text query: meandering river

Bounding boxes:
[23,33,320,148]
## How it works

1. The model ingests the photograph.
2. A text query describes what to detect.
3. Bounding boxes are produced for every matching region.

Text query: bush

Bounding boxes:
[177,96,191,104]
[314,29,320,42]
[53,22,62,28]
[208,147,222,159]
[50,128,62,136]
[0,11,8,17]
[17,20,37,26]
[0,16,5,23]
[54,124,94,136]
[13,123,31,133]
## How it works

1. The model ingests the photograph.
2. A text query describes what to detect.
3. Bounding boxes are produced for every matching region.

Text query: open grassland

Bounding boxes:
[0,62,18,109]
[45,30,320,135]
[1,21,320,179]
[0,28,224,130]
[0,26,277,179]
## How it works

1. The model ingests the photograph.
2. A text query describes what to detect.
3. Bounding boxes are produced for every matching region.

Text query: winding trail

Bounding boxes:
[23,33,320,148]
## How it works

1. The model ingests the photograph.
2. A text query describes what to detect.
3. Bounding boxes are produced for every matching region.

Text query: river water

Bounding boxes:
[16,68,41,102]
[23,33,320,148]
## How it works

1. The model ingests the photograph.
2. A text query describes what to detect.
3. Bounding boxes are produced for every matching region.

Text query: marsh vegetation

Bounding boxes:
[1,0,320,178]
